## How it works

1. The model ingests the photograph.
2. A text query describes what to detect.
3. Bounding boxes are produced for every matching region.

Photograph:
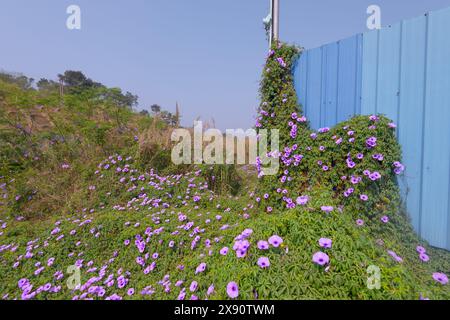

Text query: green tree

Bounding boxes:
[58,71,102,94]
[36,78,59,92]
[0,72,34,90]
[151,104,161,114]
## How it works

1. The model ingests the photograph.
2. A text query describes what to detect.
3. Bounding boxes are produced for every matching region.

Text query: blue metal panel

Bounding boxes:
[397,14,428,233]
[376,23,402,124]
[355,34,363,115]
[306,47,323,129]
[420,7,450,249]
[293,50,308,116]
[320,46,328,128]
[337,36,360,122]
[292,6,450,250]
[361,30,379,115]
[323,42,339,127]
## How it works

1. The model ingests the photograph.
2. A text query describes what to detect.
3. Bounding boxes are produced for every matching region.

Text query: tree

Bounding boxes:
[123,91,139,108]
[0,72,34,90]
[102,88,138,109]
[159,110,178,126]
[37,78,59,92]
[151,104,161,114]
[57,70,102,94]
[55,71,139,108]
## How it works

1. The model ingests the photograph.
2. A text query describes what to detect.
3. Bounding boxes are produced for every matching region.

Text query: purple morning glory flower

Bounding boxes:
[296,195,309,206]
[366,136,377,148]
[257,240,269,250]
[195,262,207,274]
[207,284,215,296]
[393,161,405,175]
[432,272,448,285]
[369,172,381,181]
[226,281,239,299]
[321,206,334,213]
[387,250,403,263]
[220,247,229,255]
[268,235,283,248]
[416,246,426,254]
[276,57,287,68]
[189,281,198,292]
[257,257,270,269]
[312,252,330,266]
[236,249,247,258]
[419,253,430,262]
[319,238,332,249]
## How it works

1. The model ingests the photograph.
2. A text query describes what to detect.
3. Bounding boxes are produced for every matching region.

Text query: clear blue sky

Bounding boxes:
[2,0,450,129]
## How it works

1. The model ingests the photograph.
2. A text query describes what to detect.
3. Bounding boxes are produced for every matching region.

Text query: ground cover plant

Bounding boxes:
[0,45,449,300]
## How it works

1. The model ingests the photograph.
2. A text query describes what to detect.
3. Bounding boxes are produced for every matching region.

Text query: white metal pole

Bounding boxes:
[269,0,273,47]
[273,0,280,42]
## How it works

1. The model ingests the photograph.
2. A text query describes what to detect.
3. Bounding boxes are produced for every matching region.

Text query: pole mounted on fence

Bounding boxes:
[272,0,279,43]
[264,0,280,48]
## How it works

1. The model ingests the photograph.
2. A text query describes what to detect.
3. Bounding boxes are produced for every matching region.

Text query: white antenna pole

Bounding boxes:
[272,0,280,42]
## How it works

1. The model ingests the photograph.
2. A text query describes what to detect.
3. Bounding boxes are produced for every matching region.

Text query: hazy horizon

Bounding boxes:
[2,0,450,130]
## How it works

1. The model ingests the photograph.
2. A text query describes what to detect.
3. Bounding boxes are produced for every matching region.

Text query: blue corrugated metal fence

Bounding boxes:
[293,6,450,251]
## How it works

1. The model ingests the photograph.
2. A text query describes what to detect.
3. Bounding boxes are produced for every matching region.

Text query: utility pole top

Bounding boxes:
[263,0,280,48]
[272,0,279,43]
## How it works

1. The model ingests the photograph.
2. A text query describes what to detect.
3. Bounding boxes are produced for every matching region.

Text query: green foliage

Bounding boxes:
[0,56,449,301]
[0,76,160,219]
[0,163,448,300]
[0,71,35,90]
[257,43,402,217]
[250,41,450,298]
[200,164,242,196]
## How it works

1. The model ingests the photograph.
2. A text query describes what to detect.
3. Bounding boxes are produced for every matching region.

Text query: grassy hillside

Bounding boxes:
[0,54,449,301]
